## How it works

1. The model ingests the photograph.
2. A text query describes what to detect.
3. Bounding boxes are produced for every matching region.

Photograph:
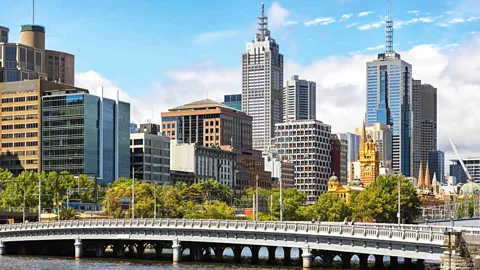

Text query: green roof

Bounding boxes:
[21,25,45,33]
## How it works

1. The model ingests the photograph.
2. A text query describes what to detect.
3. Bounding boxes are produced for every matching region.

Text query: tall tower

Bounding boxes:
[365,0,413,176]
[283,75,316,121]
[242,2,284,151]
[359,121,380,186]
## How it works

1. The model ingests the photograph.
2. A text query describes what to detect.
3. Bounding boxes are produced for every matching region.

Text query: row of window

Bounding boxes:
[2,105,39,112]
[1,141,38,148]
[1,159,38,165]
[1,114,38,121]
[2,123,38,129]
[1,150,37,156]
[1,96,38,103]
[1,132,38,139]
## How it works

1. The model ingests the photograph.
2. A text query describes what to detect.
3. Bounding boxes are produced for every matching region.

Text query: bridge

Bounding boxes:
[0,219,458,268]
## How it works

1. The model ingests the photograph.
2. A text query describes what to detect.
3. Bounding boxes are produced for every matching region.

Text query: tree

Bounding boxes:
[185,179,233,204]
[58,206,80,220]
[184,201,236,219]
[351,175,421,223]
[309,193,351,222]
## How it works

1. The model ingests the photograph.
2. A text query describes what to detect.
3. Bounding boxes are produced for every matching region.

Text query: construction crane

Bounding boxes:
[449,138,474,182]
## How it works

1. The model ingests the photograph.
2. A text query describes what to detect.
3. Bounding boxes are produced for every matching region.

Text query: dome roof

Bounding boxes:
[329,173,339,182]
[460,181,480,195]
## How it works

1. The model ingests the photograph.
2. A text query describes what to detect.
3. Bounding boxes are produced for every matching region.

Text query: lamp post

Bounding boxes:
[38,177,41,223]
[153,181,157,219]
[397,172,401,225]
[255,174,259,221]
[131,166,143,219]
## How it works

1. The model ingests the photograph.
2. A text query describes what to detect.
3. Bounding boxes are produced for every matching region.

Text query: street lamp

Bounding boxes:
[255,174,259,222]
[131,166,143,219]
[397,172,401,225]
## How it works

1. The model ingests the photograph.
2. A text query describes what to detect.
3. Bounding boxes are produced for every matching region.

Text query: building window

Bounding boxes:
[134,139,143,145]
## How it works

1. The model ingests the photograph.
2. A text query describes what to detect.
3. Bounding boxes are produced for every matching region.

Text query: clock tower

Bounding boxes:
[359,121,380,186]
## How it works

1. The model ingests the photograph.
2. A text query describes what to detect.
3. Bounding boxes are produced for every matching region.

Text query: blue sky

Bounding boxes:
[3,0,480,160]
[3,0,479,93]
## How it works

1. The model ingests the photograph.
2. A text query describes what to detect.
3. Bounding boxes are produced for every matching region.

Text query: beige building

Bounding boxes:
[45,50,74,85]
[0,80,87,175]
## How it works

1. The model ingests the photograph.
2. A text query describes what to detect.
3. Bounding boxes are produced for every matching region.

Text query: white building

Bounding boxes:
[242,3,283,151]
[170,141,236,187]
[337,133,360,180]
[130,132,170,184]
[275,120,331,204]
[283,75,316,121]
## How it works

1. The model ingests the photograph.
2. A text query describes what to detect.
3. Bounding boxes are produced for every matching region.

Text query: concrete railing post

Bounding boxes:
[0,240,5,255]
[474,255,480,270]
[172,238,182,263]
[74,238,83,259]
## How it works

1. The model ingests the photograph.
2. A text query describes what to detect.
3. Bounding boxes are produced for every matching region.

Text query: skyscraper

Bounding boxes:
[365,2,413,176]
[283,75,316,121]
[242,3,283,151]
[412,80,437,178]
[428,150,444,183]
[222,94,242,111]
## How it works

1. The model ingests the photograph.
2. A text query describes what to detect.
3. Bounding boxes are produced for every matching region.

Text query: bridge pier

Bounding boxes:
[172,240,181,263]
[283,247,291,265]
[251,246,260,264]
[114,244,125,258]
[302,247,313,268]
[213,245,224,262]
[323,251,334,268]
[74,238,83,259]
[267,246,276,264]
[341,252,352,268]
[0,241,5,255]
[192,245,204,262]
[359,254,369,269]
[154,243,163,259]
[135,243,145,259]
[233,246,242,263]
[96,243,105,257]
[416,259,424,269]
[389,256,398,268]
[375,255,384,269]
[404,257,412,267]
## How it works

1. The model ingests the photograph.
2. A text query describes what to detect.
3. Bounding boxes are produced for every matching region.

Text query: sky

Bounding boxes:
[3,0,480,171]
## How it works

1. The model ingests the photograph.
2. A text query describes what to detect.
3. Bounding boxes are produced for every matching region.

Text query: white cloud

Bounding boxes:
[449,17,465,23]
[340,14,353,21]
[346,22,358,28]
[267,1,291,29]
[358,11,373,17]
[193,30,238,45]
[304,17,336,27]
[358,22,383,30]
[407,10,420,14]
[418,17,435,23]
[467,16,478,22]
[283,20,299,26]
[366,44,385,51]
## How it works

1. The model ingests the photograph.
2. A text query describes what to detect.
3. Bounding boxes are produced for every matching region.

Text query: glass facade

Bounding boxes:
[366,56,412,176]
[42,93,130,186]
[222,94,242,111]
[428,150,444,183]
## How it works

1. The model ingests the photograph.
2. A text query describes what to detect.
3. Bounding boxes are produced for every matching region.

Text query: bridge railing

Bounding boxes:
[0,219,453,243]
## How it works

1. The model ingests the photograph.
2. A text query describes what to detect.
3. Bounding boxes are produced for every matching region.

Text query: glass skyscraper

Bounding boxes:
[428,150,444,183]
[42,92,130,186]
[222,94,242,111]
[365,8,413,176]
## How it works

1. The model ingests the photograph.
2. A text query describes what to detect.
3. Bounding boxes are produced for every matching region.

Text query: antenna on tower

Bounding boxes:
[385,0,394,54]
[32,0,35,25]
[256,2,270,42]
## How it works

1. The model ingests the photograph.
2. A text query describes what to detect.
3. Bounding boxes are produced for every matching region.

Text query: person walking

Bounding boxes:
[343,217,348,225]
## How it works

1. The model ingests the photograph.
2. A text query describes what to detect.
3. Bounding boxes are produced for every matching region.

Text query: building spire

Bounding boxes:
[359,120,366,153]
[32,0,35,25]
[256,2,270,42]
[385,0,394,54]
[425,163,431,189]
[417,161,424,189]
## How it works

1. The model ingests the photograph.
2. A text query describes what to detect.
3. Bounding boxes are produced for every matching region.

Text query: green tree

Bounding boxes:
[184,201,236,219]
[185,179,233,204]
[351,175,421,223]
[58,206,80,220]
[309,193,351,222]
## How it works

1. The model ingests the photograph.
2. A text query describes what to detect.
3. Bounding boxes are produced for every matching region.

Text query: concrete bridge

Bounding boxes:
[0,219,457,268]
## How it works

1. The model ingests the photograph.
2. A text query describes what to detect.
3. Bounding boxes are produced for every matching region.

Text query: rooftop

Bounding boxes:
[169,98,240,111]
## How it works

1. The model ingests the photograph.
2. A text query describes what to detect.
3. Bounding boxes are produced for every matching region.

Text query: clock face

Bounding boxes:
[364,165,371,171]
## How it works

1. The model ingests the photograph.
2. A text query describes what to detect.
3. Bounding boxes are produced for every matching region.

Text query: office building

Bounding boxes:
[365,8,413,176]
[222,94,242,111]
[428,150,444,184]
[412,80,437,178]
[275,120,331,203]
[0,25,46,82]
[355,122,393,169]
[170,140,236,187]
[45,50,74,85]
[330,134,348,184]
[450,158,480,184]
[42,91,130,186]
[337,133,360,180]
[0,24,74,85]
[161,99,252,149]
[130,126,170,184]
[0,80,86,175]
[129,123,138,133]
[242,3,283,151]
[283,75,316,121]
[264,154,295,189]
